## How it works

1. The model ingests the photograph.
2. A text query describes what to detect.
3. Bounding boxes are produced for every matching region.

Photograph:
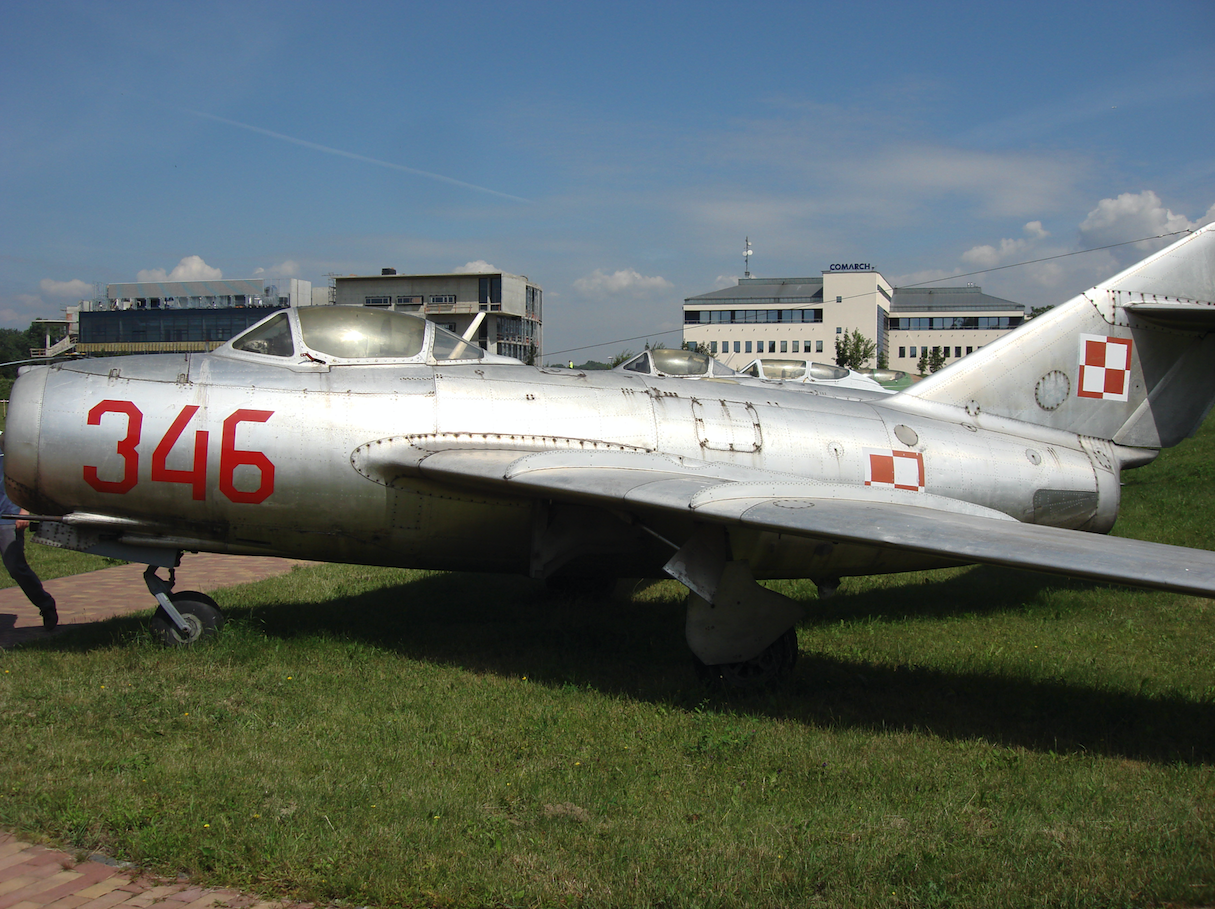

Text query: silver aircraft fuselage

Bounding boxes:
[4,309,1116,585]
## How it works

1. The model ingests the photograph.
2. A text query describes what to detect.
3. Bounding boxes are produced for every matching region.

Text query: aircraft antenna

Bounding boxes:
[744,237,753,278]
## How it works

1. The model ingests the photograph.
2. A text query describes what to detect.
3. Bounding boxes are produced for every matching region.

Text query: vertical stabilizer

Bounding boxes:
[900,224,1215,448]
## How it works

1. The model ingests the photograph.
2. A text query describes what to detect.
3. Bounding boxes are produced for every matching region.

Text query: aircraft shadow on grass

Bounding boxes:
[39,563,1215,767]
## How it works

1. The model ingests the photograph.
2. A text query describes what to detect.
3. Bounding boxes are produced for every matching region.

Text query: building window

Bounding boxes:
[734,341,740,353]
[430,294,456,304]
[768,341,776,353]
[966,347,973,355]
[910,346,917,357]
[710,341,718,354]
[792,340,799,353]
[780,340,788,353]
[899,346,906,359]
[479,276,502,306]
[815,340,823,353]
[890,315,1025,331]
[745,341,752,353]
[955,346,962,358]
[836,326,842,334]
[396,295,423,306]
[365,296,391,307]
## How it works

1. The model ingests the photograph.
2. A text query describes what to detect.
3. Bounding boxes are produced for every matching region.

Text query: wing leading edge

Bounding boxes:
[409,446,1215,599]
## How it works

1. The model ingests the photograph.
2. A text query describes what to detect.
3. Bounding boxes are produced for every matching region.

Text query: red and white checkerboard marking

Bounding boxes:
[1078,334,1133,401]
[864,449,925,491]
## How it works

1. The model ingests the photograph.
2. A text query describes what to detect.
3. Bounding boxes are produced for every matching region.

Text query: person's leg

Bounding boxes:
[0,524,56,629]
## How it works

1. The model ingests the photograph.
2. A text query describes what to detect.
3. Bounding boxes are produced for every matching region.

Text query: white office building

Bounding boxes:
[683,265,1024,372]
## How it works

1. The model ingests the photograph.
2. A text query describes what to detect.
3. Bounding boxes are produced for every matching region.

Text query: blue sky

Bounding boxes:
[3,0,1213,360]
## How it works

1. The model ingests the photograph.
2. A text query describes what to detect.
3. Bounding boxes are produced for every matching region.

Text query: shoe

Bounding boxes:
[41,601,57,631]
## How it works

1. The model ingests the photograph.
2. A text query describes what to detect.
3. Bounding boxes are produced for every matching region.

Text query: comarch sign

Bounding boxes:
[828,263,874,272]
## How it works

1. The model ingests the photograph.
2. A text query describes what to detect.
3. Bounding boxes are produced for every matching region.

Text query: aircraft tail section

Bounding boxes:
[899,224,1215,449]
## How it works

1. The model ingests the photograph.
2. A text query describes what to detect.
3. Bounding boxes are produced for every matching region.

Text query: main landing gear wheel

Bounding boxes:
[693,627,799,689]
[150,591,225,647]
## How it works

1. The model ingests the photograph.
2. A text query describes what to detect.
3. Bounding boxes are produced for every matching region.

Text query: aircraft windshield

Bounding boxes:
[297,307,426,360]
[231,312,295,357]
[430,322,486,362]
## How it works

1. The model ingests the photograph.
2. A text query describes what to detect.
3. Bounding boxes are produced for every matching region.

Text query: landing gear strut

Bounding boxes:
[143,562,225,646]
[664,526,804,689]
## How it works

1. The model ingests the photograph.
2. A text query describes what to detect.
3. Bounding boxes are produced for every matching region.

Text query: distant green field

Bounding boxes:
[1,421,1214,908]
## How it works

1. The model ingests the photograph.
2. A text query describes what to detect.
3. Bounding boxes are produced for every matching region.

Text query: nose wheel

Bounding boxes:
[144,563,225,646]
[150,591,224,646]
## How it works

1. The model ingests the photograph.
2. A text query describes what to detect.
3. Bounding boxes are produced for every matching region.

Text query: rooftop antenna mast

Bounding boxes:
[744,236,752,278]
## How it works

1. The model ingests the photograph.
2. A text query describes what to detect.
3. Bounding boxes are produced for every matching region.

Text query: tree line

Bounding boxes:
[0,323,63,379]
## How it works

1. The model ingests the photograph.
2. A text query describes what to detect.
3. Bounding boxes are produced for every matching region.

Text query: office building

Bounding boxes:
[682,264,1023,372]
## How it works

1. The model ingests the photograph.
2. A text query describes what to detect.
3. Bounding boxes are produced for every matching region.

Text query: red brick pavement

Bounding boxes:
[0,833,311,909]
[0,556,319,908]
[0,553,311,649]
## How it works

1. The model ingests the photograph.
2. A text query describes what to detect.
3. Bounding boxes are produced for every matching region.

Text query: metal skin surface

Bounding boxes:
[5,225,1215,674]
[8,342,1099,572]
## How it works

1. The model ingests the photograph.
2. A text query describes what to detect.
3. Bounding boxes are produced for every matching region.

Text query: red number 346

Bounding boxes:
[83,400,275,504]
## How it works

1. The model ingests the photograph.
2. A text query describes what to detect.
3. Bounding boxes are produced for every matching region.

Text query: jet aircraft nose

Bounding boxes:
[4,365,49,512]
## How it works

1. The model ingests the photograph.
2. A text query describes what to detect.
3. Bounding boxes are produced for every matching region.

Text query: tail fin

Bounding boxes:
[901,223,1215,449]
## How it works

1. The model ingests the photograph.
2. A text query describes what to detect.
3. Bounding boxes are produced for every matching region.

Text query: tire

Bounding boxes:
[693,627,799,689]
[150,591,224,647]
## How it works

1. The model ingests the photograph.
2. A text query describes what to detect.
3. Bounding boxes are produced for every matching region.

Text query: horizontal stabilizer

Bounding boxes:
[1125,300,1215,330]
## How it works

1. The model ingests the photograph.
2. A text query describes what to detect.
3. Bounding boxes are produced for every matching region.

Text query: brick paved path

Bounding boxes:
[0,554,318,907]
[0,553,310,649]
[0,833,310,909]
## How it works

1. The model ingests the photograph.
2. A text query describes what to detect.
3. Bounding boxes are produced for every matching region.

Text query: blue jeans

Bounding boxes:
[0,523,54,612]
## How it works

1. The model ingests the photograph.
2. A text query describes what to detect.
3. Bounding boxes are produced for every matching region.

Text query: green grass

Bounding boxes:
[2,424,1215,907]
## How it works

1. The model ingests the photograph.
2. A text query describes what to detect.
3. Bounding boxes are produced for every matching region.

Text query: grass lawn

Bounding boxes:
[1,421,1214,907]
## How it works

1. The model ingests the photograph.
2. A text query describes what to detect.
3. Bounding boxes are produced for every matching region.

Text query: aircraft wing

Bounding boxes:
[405,446,1215,599]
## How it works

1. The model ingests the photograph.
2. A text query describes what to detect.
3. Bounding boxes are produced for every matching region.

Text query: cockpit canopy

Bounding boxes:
[740,358,853,381]
[617,348,736,378]
[227,307,515,365]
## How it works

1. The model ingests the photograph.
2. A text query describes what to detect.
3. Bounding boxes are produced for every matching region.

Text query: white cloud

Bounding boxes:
[452,260,501,274]
[573,268,673,296]
[253,260,301,278]
[38,278,93,298]
[1078,191,1212,250]
[961,221,1051,267]
[714,275,739,289]
[136,255,223,283]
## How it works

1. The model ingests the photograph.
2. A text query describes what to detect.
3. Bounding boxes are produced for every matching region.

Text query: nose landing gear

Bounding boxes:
[144,562,225,646]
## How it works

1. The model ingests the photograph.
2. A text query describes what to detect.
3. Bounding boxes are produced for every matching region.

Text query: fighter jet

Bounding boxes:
[6,225,1215,686]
